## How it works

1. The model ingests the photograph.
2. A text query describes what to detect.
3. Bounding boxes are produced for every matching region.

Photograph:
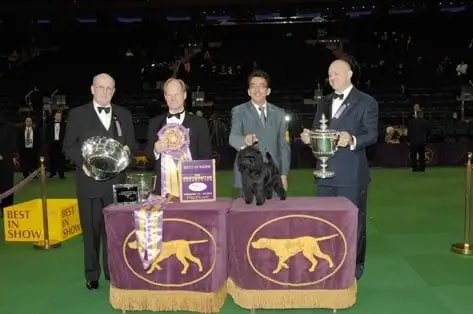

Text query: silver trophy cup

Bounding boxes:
[82,136,130,181]
[127,173,157,202]
[308,114,339,178]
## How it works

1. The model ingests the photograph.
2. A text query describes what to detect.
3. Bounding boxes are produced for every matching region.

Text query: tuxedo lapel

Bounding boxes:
[329,88,360,129]
[86,103,107,134]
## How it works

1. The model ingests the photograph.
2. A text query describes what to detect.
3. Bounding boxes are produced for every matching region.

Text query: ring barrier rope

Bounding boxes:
[0,169,39,202]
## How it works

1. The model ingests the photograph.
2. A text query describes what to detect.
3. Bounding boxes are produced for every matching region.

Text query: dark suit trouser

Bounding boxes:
[410,144,425,171]
[78,192,113,281]
[318,185,368,278]
[49,143,65,177]
[20,148,38,178]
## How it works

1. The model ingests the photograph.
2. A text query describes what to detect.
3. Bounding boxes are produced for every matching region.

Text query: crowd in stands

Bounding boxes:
[0,12,472,145]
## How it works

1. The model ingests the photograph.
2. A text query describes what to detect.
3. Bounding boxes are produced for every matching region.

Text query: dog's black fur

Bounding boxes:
[237,145,287,206]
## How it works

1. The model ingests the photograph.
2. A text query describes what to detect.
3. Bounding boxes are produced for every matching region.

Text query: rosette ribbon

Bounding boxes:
[133,194,172,270]
[158,123,192,197]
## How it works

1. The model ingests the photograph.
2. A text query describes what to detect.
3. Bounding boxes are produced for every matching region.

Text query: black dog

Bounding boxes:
[237,145,287,206]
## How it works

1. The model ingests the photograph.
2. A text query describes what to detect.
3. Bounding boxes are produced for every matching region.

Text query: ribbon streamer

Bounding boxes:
[133,194,169,270]
[158,124,193,198]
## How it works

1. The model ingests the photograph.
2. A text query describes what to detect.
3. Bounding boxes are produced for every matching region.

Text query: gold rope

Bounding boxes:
[109,284,227,314]
[227,278,357,310]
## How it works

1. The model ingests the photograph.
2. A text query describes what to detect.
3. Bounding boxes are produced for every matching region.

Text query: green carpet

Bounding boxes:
[1,168,472,314]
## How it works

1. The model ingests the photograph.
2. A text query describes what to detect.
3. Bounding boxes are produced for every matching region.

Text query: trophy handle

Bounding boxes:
[334,133,340,152]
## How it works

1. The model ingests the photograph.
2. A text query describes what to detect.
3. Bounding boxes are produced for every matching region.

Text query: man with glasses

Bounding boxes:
[63,73,136,291]
[229,70,291,194]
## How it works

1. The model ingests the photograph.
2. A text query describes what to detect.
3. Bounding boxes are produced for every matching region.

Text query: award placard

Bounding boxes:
[112,184,140,205]
[179,159,216,203]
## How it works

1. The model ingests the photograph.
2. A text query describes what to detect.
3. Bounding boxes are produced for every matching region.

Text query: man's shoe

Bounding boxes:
[86,280,99,290]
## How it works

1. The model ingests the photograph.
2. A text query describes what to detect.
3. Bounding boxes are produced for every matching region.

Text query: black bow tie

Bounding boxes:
[333,93,344,100]
[97,107,111,114]
[167,111,184,119]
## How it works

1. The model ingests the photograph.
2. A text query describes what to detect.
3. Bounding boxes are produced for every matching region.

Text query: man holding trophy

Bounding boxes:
[145,78,212,197]
[301,59,378,280]
[63,73,136,290]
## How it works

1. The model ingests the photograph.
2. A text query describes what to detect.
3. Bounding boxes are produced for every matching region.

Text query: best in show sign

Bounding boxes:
[3,199,82,242]
[179,160,216,203]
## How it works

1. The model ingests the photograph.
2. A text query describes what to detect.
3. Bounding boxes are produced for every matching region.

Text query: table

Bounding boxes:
[104,198,232,313]
[227,197,358,310]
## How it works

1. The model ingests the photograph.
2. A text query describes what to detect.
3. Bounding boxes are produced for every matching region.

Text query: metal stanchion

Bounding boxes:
[33,156,61,250]
[451,152,473,255]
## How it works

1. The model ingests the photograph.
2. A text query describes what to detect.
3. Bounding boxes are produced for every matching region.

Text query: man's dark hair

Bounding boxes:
[247,70,271,88]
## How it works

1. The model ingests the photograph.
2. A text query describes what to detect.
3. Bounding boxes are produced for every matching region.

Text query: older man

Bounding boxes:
[229,70,290,193]
[301,59,378,279]
[63,73,136,290]
[146,78,212,195]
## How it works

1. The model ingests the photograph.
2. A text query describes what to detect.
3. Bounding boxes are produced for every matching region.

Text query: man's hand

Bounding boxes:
[0,154,3,161]
[281,175,288,191]
[13,157,19,167]
[337,131,353,147]
[300,128,311,145]
[82,164,92,177]
[154,140,168,154]
[244,134,258,146]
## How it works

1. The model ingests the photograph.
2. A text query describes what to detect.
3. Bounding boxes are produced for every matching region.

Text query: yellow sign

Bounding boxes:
[246,214,348,287]
[3,199,82,242]
[123,218,216,287]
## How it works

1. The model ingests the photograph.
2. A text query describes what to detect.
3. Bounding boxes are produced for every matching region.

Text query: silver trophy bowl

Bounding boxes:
[127,173,157,202]
[308,114,339,178]
[82,136,130,181]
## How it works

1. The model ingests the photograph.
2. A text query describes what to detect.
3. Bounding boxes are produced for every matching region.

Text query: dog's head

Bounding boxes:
[237,145,264,175]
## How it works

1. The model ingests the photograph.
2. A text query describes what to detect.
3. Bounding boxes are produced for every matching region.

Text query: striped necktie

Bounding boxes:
[258,107,266,124]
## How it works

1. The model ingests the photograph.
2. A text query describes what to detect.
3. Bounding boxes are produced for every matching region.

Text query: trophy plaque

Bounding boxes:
[112,184,140,204]
[308,114,339,178]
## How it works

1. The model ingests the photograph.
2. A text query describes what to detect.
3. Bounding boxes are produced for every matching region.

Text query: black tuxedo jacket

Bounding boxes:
[145,113,212,194]
[312,87,378,188]
[63,103,136,198]
[46,122,66,147]
[17,126,41,153]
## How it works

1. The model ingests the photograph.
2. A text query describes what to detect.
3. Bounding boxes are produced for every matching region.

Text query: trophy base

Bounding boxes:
[451,243,473,255]
[313,170,335,179]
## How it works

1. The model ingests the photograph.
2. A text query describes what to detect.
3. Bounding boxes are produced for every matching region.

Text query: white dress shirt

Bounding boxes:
[24,127,34,148]
[54,123,60,141]
[154,111,186,160]
[252,102,267,121]
[332,85,356,150]
[93,101,112,130]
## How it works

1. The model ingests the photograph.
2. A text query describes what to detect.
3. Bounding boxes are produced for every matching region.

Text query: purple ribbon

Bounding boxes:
[157,123,192,197]
[133,195,167,270]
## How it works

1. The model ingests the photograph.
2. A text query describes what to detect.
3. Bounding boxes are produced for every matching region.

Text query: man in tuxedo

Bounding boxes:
[146,78,212,194]
[407,106,429,172]
[0,114,19,218]
[301,59,379,279]
[47,110,66,179]
[229,70,290,192]
[17,117,40,178]
[63,73,136,290]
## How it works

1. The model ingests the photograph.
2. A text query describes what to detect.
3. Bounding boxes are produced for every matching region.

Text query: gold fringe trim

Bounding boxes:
[227,278,357,310]
[109,284,227,314]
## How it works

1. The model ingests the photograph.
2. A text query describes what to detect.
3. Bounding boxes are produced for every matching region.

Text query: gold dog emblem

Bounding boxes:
[128,239,208,275]
[251,235,338,274]
[133,155,149,166]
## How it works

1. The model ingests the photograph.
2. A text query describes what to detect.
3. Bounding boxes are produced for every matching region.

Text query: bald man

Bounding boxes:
[145,78,212,195]
[301,59,379,279]
[63,73,136,290]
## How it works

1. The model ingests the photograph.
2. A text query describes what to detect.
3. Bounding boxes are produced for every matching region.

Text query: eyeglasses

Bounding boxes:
[94,85,114,93]
[250,84,268,90]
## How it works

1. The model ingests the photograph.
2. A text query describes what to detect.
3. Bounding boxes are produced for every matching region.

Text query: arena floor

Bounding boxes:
[1,168,472,314]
